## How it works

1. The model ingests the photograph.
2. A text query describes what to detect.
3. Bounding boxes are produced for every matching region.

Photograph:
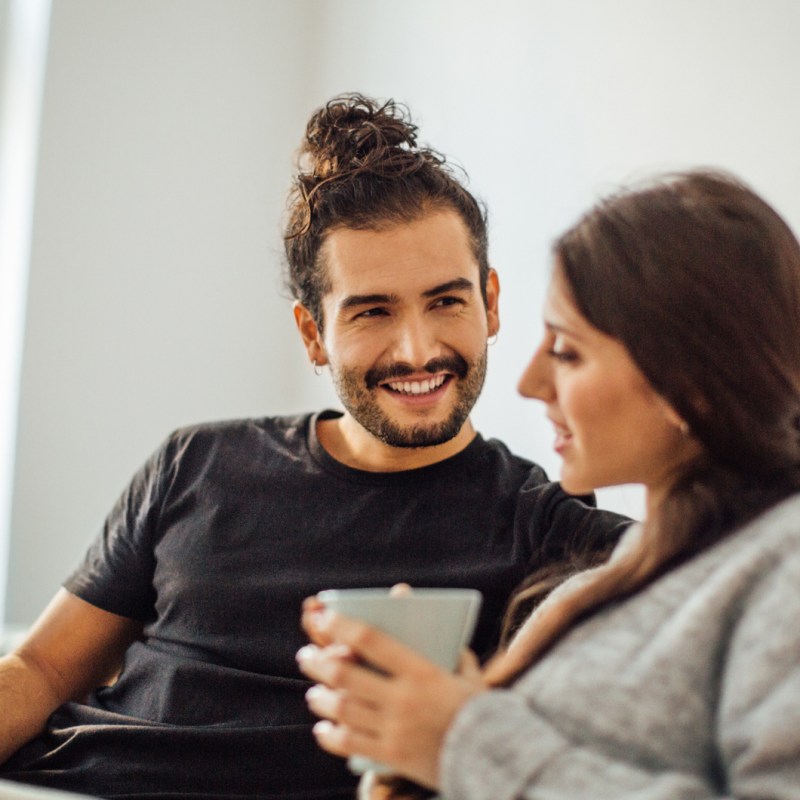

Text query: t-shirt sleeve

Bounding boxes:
[516,478,632,571]
[62,438,171,621]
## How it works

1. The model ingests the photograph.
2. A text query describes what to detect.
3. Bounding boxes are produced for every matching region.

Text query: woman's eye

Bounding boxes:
[544,332,579,363]
[546,348,578,364]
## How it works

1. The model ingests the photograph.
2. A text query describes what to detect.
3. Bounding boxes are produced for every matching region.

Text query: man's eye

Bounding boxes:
[354,307,388,319]
[432,297,464,309]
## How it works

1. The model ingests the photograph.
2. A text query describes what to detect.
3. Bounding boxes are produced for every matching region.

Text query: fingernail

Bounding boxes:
[305,685,322,702]
[296,645,314,664]
[311,608,334,630]
[313,720,333,737]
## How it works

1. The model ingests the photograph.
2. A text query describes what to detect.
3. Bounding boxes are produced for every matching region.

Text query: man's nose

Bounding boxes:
[390,319,440,367]
[518,344,555,401]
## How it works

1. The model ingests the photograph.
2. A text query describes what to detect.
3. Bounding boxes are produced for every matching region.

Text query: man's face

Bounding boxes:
[301,210,498,448]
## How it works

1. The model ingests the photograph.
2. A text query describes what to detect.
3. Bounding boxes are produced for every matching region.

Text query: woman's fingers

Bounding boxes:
[310,718,381,762]
[305,683,379,729]
[303,585,414,646]
[297,647,387,764]
[297,604,486,790]
[456,648,483,684]
[356,770,396,800]
[297,642,390,699]
[301,597,332,646]
[302,609,439,679]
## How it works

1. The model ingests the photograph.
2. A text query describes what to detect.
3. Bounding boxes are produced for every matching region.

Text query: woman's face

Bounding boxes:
[518,268,700,505]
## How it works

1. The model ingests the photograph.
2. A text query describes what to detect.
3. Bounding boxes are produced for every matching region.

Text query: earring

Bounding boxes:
[487,333,498,346]
[678,420,690,436]
[312,360,323,376]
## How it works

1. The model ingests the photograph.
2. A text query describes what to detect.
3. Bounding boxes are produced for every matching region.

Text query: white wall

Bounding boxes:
[7,0,326,622]
[6,0,800,623]
[0,0,51,626]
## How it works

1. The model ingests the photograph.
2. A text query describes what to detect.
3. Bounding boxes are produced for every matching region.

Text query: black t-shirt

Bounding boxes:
[1,412,629,798]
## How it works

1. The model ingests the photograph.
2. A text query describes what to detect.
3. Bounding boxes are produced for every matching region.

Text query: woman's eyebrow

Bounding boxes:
[544,320,584,340]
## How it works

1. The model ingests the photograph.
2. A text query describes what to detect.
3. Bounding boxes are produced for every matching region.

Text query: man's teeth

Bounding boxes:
[386,375,447,395]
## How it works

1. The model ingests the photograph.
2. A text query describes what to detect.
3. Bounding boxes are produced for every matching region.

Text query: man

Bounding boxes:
[0,94,628,799]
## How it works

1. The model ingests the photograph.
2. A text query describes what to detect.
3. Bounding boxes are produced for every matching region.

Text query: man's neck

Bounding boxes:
[316,413,477,472]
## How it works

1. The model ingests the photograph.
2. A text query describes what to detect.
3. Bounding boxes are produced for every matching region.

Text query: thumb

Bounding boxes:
[457,649,483,683]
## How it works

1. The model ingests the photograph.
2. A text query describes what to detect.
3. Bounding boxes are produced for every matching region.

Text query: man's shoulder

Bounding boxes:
[167,412,314,442]
[474,434,546,471]
[469,434,550,486]
[152,412,319,465]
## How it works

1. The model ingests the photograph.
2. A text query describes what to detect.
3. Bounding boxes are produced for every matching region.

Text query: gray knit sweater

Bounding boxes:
[441,493,800,799]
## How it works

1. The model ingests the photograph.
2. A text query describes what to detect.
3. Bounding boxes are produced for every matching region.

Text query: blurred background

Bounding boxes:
[1,0,799,627]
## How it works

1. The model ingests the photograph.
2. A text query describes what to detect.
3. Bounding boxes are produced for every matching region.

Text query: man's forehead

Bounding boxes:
[320,210,480,296]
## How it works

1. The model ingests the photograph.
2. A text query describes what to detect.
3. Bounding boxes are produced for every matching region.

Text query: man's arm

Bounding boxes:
[0,588,142,763]
[516,479,632,567]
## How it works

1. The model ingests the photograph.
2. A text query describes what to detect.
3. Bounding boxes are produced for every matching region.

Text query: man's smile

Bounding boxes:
[383,374,449,396]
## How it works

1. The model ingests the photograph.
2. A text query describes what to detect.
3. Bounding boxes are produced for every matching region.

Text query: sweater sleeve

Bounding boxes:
[717,542,800,797]
[440,690,716,799]
[439,546,800,800]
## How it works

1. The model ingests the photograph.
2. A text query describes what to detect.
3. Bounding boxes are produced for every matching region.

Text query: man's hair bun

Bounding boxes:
[299,93,437,184]
[284,92,489,329]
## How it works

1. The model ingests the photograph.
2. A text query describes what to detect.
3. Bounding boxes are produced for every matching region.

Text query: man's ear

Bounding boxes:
[485,268,500,338]
[293,302,328,366]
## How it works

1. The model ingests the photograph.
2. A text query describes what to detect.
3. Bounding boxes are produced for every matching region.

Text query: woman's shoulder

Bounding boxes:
[734,492,800,556]
[684,492,800,616]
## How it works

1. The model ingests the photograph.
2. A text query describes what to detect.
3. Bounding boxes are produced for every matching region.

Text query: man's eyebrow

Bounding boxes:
[337,278,475,310]
[422,278,475,298]
[338,292,398,310]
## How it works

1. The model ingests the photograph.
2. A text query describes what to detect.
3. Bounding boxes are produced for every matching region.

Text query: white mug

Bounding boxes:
[316,587,483,774]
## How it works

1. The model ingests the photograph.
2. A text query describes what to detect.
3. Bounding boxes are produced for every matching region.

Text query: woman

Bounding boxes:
[296,170,800,799]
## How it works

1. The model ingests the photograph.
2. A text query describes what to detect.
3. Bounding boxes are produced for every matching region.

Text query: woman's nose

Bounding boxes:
[518,344,555,402]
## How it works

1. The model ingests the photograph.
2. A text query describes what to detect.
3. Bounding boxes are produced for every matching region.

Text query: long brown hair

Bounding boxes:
[283,93,490,330]
[484,170,800,685]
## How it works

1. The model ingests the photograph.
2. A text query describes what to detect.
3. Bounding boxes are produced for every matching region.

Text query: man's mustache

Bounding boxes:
[365,356,469,389]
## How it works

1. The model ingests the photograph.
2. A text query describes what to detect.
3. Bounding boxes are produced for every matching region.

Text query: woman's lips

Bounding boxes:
[548,417,573,453]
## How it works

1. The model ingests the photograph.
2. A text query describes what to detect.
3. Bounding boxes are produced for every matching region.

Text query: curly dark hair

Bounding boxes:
[283,93,490,329]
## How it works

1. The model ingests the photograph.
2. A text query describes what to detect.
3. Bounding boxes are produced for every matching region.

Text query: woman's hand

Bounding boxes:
[301,584,412,647]
[296,606,485,790]
[357,771,434,800]
[300,595,331,647]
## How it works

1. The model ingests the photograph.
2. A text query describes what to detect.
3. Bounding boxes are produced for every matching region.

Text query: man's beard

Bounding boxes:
[329,350,488,448]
